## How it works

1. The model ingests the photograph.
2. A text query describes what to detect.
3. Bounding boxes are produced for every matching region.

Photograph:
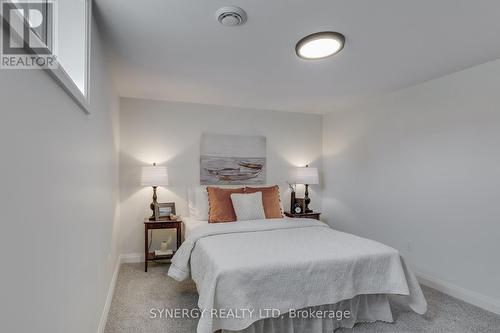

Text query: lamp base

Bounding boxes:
[304,184,313,213]
[149,202,156,220]
[149,186,158,220]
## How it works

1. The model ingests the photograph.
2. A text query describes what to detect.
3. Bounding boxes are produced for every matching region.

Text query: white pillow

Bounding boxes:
[230,192,266,221]
[187,187,209,220]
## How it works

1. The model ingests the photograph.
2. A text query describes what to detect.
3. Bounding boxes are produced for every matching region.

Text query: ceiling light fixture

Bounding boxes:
[295,31,345,60]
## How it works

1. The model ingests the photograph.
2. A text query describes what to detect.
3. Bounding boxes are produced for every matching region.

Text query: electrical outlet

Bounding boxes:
[406,240,412,253]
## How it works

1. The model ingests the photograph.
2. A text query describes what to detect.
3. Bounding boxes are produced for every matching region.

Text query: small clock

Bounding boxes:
[294,203,302,214]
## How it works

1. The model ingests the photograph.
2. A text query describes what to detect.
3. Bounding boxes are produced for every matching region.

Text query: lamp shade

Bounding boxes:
[292,166,319,185]
[140,165,168,187]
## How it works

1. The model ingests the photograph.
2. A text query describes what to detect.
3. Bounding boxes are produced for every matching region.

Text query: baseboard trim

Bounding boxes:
[97,256,121,333]
[416,271,500,315]
[120,252,144,263]
[96,254,143,333]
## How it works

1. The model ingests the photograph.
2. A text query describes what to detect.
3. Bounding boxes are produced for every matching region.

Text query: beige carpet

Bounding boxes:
[105,263,500,333]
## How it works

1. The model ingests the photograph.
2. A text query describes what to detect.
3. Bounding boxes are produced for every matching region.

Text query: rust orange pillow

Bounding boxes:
[245,185,283,219]
[207,187,245,223]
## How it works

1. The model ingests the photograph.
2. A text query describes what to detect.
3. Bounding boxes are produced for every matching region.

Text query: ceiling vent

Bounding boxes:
[216,6,247,26]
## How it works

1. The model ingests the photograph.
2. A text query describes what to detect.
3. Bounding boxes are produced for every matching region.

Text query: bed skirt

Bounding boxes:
[221,294,393,333]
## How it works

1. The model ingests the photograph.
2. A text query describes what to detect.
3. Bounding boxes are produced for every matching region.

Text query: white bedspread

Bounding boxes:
[183,216,208,239]
[168,219,427,333]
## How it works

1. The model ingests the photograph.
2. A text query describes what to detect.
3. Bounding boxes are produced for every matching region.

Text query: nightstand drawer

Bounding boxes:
[145,221,179,229]
[284,212,321,220]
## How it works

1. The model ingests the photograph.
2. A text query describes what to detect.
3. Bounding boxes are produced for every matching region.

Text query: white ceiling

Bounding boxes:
[95,0,500,114]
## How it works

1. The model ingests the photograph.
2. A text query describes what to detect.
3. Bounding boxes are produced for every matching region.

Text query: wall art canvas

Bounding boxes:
[200,134,266,185]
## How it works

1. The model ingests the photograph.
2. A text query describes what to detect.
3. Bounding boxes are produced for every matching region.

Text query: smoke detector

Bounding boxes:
[215,6,247,26]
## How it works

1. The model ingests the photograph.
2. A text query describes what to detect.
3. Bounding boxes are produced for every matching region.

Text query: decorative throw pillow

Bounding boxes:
[187,187,209,220]
[245,185,283,218]
[207,187,245,223]
[230,192,266,221]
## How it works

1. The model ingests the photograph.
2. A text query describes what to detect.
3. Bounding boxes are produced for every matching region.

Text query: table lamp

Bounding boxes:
[292,165,319,213]
[141,163,169,220]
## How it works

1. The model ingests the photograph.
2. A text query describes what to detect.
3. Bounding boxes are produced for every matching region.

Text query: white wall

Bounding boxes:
[119,98,323,255]
[323,59,500,311]
[0,15,120,333]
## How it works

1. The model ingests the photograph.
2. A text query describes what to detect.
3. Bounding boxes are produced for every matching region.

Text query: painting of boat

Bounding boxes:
[205,161,264,182]
[200,134,266,185]
[201,158,265,184]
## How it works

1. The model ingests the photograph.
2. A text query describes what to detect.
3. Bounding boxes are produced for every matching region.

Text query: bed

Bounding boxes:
[170,217,427,333]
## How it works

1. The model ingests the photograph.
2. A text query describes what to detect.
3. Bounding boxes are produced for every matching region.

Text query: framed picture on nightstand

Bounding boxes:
[154,202,176,221]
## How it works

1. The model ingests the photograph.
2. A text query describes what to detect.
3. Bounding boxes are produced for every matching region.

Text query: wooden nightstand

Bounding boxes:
[284,211,321,220]
[144,219,182,272]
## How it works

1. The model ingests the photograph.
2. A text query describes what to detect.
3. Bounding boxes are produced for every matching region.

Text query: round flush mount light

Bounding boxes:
[216,6,247,26]
[295,31,345,60]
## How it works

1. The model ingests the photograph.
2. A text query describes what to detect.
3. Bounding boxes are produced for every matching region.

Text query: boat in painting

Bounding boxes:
[237,161,264,170]
[206,167,241,176]
[204,166,262,181]
[218,170,262,181]
[201,157,266,185]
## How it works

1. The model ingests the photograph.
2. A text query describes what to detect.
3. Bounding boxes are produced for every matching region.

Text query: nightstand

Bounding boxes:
[284,211,321,220]
[144,219,182,272]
